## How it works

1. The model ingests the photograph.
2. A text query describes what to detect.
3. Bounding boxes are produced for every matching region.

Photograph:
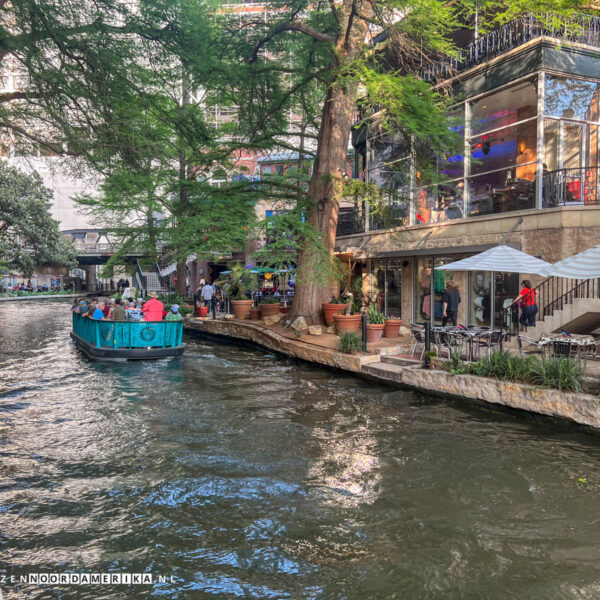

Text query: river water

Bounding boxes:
[1,300,600,599]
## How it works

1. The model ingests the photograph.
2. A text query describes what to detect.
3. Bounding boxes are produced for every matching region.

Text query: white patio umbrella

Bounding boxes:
[541,244,600,279]
[434,245,552,333]
[434,245,552,275]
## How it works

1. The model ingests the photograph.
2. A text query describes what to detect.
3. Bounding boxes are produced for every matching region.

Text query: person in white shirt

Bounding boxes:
[200,282,214,307]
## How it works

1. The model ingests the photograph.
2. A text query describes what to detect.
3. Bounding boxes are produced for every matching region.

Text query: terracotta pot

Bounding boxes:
[322,302,345,326]
[196,306,209,318]
[333,313,362,334]
[383,319,403,338]
[231,299,253,319]
[366,323,385,343]
[249,308,261,320]
[259,302,281,318]
[279,306,290,314]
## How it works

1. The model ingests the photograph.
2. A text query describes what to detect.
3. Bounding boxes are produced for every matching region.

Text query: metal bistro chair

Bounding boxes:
[551,340,587,373]
[409,324,426,359]
[473,330,505,360]
[434,328,466,360]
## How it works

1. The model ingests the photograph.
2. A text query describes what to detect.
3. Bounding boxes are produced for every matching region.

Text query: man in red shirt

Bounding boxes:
[142,291,165,321]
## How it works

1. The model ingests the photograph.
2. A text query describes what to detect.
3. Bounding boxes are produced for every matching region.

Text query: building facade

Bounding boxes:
[337,16,600,332]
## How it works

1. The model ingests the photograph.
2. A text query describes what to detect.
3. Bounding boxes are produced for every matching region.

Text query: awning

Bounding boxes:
[434,245,551,275]
[542,244,600,279]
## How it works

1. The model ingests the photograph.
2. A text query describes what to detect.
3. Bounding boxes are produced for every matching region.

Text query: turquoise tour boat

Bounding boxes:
[71,313,185,360]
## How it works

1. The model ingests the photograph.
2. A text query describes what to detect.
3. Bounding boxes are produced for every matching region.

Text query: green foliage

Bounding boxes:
[366,302,385,325]
[529,357,583,393]
[260,296,280,304]
[220,263,257,300]
[0,163,76,277]
[449,352,470,375]
[456,351,583,393]
[0,289,64,297]
[336,330,363,354]
[329,295,349,305]
[471,351,536,382]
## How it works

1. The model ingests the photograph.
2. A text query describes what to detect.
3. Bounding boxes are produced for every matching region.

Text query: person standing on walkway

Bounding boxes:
[512,279,538,328]
[201,281,214,307]
[442,280,461,327]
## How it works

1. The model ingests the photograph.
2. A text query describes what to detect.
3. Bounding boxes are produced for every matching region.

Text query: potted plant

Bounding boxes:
[259,296,281,318]
[322,295,346,326]
[332,295,362,333]
[196,305,209,317]
[365,303,385,343]
[249,307,261,320]
[222,263,257,320]
[383,316,403,338]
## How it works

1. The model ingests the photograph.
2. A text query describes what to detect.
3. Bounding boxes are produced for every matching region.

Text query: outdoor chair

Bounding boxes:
[517,335,546,360]
[434,329,467,360]
[473,330,505,360]
[551,340,587,373]
[409,324,426,359]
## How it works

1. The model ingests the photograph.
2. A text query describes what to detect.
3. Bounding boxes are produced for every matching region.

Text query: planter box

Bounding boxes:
[334,313,362,334]
[322,302,345,326]
[231,299,253,319]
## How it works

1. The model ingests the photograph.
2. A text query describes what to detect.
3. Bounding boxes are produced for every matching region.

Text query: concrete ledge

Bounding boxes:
[185,317,381,371]
[0,293,80,302]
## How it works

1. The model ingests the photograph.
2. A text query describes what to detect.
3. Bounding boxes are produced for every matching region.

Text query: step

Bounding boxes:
[361,362,406,383]
[380,355,422,367]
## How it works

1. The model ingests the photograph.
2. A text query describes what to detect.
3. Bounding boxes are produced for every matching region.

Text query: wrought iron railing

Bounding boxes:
[421,14,600,83]
[370,204,409,231]
[506,276,600,335]
[542,166,600,207]
[336,209,365,236]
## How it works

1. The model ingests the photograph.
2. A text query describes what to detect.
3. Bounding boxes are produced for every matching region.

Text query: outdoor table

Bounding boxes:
[539,333,597,373]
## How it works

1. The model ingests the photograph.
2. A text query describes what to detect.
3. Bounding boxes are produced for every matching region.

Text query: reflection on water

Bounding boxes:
[1,301,600,599]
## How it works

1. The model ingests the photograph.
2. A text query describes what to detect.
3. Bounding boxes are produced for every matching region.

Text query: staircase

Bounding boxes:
[509,277,600,337]
[135,260,166,294]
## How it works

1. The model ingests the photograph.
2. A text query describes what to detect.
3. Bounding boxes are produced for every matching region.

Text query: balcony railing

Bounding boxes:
[542,166,600,207]
[421,14,600,83]
[336,210,365,237]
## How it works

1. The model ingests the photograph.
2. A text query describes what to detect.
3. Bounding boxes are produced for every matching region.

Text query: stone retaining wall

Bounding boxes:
[186,318,600,430]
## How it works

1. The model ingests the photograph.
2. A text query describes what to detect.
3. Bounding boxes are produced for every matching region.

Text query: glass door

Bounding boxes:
[386,259,402,318]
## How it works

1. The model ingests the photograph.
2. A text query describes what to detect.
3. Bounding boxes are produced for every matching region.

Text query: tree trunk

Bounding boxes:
[176,260,187,296]
[290,8,369,324]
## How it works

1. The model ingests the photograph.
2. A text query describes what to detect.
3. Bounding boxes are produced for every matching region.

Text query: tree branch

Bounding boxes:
[246,22,334,64]
[0,121,66,155]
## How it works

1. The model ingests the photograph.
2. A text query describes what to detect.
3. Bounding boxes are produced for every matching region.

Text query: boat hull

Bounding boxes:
[70,332,185,361]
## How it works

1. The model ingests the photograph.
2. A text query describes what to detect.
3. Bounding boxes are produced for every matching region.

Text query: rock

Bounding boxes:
[308,325,322,336]
[398,326,410,337]
[264,313,282,326]
[224,314,235,320]
[291,316,308,334]
[326,325,335,334]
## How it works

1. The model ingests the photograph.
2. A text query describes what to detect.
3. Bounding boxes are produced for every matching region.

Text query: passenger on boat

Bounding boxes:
[79,300,89,315]
[86,299,98,317]
[166,304,183,321]
[72,298,81,313]
[142,291,164,321]
[111,299,127,321]
[92,302,106,320]
[102,299,112,318]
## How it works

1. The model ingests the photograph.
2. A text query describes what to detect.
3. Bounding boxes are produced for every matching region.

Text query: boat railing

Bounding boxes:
[72,313,183,350]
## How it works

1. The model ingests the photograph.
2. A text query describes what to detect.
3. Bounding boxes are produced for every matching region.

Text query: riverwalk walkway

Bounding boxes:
[185,316,600,431]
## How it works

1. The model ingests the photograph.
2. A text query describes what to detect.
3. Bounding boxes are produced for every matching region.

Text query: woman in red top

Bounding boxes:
[512,279,538,328]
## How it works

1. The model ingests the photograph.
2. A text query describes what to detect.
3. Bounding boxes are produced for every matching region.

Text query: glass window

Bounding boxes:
[386,259,402,318]
[468,171,535,217]
[543,119,560,171]
[415,181,465,224]
[433,258,457,326]
[469,272,491,328]
[371,260,386,313]
[494,272,519,330]
[470,120,537,176]
[545,75,600,122]
[471,79,537,135]
[413,258,433,324]
[262,165,272,175]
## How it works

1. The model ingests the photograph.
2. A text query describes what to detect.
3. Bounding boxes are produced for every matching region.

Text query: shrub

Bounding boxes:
[471,351,535,382]
[336,330,363,354]
[366,302,385,324]
[260,296,280,304]
[529,357,583,392]
[329,295,349,304]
